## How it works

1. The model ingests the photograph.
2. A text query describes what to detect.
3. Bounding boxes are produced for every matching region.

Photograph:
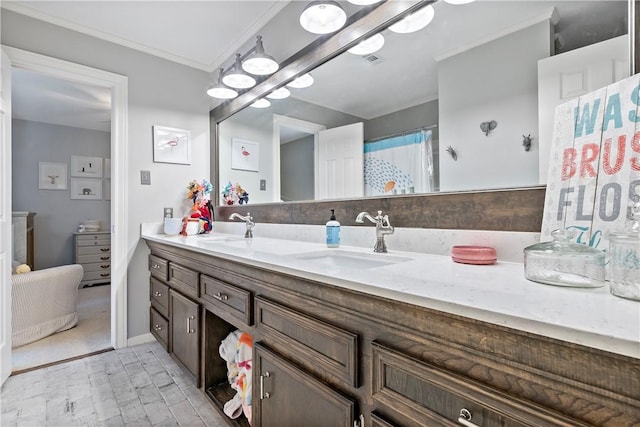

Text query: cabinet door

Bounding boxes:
[170,290,200,383]
[254,343,356,427]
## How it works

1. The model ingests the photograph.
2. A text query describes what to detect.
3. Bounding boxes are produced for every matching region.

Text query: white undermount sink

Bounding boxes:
[293,250,413,270]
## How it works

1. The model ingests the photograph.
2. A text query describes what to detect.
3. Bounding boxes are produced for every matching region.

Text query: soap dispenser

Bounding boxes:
[326,209,340,248]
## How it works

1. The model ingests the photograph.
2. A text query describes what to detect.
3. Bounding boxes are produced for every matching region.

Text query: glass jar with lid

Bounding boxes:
[524,229,605,288]
[608,202,640,301]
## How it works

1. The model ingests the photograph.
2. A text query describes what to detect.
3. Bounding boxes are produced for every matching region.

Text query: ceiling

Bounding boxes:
[4,1,628,132]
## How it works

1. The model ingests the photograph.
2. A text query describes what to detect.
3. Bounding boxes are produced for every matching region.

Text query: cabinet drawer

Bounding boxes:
[168,263,199,299]
[150,307,169,351]
[76,233,109,241]
[150,277,170,318]
[81,262,111,273]
[255,296,358,387]
[201,274,251,325]
[77,252,111,263]
[148,255,168,281]
[77,245,111,256]
[371,342,576,427]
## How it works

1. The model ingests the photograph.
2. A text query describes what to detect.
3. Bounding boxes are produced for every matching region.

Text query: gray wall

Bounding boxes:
[438,21,551,192]
[280,135,314,201]
[12,119,110,269]
[2,10,212,340]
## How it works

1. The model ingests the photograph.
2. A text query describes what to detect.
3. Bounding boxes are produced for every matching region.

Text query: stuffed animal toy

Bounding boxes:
[15,264,31,274]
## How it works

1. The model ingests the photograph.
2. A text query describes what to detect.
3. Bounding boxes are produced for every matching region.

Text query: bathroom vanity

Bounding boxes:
[142,230,639,427]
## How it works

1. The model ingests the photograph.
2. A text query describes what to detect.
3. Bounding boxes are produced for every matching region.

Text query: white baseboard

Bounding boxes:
[127,333,156,347]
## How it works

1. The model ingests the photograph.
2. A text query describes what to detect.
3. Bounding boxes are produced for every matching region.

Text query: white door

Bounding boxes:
[0,48,13,386]
[317,122,364,199]
[537,35,629,183]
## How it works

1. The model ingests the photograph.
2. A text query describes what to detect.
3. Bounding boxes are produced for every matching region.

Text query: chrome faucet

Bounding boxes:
[229,212,254,238]
[355,210,394,253]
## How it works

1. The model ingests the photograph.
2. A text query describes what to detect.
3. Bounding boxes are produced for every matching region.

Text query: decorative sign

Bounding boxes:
[541,73,640,252]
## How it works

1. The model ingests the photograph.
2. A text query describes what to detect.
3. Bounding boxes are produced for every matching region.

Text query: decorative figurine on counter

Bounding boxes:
[184,179,214,234]
[222,181,249,205]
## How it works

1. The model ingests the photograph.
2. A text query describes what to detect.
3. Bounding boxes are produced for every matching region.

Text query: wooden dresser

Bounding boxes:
[74,231,111,287]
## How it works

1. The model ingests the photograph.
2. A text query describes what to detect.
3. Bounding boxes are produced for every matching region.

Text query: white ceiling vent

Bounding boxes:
[361,53,384,65]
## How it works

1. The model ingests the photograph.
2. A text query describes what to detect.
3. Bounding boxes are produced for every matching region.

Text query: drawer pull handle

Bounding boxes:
[100,256,110,260]
[152,264,161,269]
[153,324,162,331]
[458,409,479,427]
[100,273,110,277]
[260,371,271,399]
[213,292,228,301]
[154,291,162,297]
[100,248,110,252]
[186,315,196,334]
[101,264,110,269]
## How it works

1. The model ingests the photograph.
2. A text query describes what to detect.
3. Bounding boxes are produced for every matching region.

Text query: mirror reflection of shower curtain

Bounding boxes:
[363,129,434,196]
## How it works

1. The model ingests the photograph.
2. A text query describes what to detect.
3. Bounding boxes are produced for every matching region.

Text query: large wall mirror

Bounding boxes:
[211,0,636,230]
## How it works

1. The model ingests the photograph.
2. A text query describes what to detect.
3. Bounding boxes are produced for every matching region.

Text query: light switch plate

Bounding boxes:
[260,179,266,191]
[140,170,151,185]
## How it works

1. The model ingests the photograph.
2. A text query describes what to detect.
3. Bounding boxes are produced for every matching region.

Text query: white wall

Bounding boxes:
[438,21,551,192]
[12,119,110,269]
[2,10,212,339]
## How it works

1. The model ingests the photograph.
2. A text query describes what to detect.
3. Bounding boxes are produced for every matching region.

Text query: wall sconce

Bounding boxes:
[286,73,314,89]
[388,4,435,34]
[480,120,497,136]
[250,98,271,109]
[300,1,347,34]
[242,36,279,75]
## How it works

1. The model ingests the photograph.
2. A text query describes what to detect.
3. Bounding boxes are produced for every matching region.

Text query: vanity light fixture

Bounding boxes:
[348,33,385,55]
[223,54,257,89]
[266,87,291,100]
[389,4,435,34]
[443,0,476,4]
[242,36,279,75]
[207,68,238,99]
[250,98,271,108]
[286,73,314,89]
[347,0,381,4]
[300,1,347,34]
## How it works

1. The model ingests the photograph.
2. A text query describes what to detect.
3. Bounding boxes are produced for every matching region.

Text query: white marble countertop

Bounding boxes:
[141,227,640,359]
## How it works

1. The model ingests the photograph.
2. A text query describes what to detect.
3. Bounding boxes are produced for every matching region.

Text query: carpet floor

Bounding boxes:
[11,284,111,373]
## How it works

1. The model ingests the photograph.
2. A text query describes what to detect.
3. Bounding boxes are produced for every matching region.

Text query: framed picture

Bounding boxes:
[71,155,103,178]
[231,138,259,172]
[153,125,191,164]
[70,178,102,200]
[38,162,68,190]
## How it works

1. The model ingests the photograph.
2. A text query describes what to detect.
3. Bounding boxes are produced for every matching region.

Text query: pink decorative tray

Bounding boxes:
[451,245,497,265]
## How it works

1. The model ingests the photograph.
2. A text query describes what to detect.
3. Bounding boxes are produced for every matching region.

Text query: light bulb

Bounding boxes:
[348,33,385,55]
[300,1,347,34]
[287,73,314,89]
[389,5,435,34]
[250,99,271,108]
[267,87,291,100]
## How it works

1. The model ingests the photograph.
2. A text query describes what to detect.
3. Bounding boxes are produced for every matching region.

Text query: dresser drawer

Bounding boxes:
[371,342,575,427]
[77,245,111,256]
[148,255,168,281]
[81,262,111,273]
[255,296,358,387]
[76,238,111,247]
[150,307,169,351]
[168,263,198,299]
[77,252,111,263]
[201,274,251,325]
[82,270,111,282]
[150,277,170,318]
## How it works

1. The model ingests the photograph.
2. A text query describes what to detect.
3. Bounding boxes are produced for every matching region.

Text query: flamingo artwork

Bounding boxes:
[241,146,250,157]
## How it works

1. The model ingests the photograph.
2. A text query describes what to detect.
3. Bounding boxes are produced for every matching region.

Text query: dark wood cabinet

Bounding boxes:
[253,343,356,427]
[169,289,200,384]
[144,241,640,427]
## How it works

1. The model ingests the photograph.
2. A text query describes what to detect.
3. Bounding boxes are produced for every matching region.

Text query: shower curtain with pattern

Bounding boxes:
[363,129,434,196]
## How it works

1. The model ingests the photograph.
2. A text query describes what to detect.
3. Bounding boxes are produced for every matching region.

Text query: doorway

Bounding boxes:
[2,46,127,376]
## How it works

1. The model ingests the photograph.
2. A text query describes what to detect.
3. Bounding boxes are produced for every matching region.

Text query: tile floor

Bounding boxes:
[1,342,230,426]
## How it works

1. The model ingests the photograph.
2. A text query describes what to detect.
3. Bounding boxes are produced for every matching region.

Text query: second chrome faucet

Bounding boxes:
[355,210,394,253]
[229,212,254,238]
